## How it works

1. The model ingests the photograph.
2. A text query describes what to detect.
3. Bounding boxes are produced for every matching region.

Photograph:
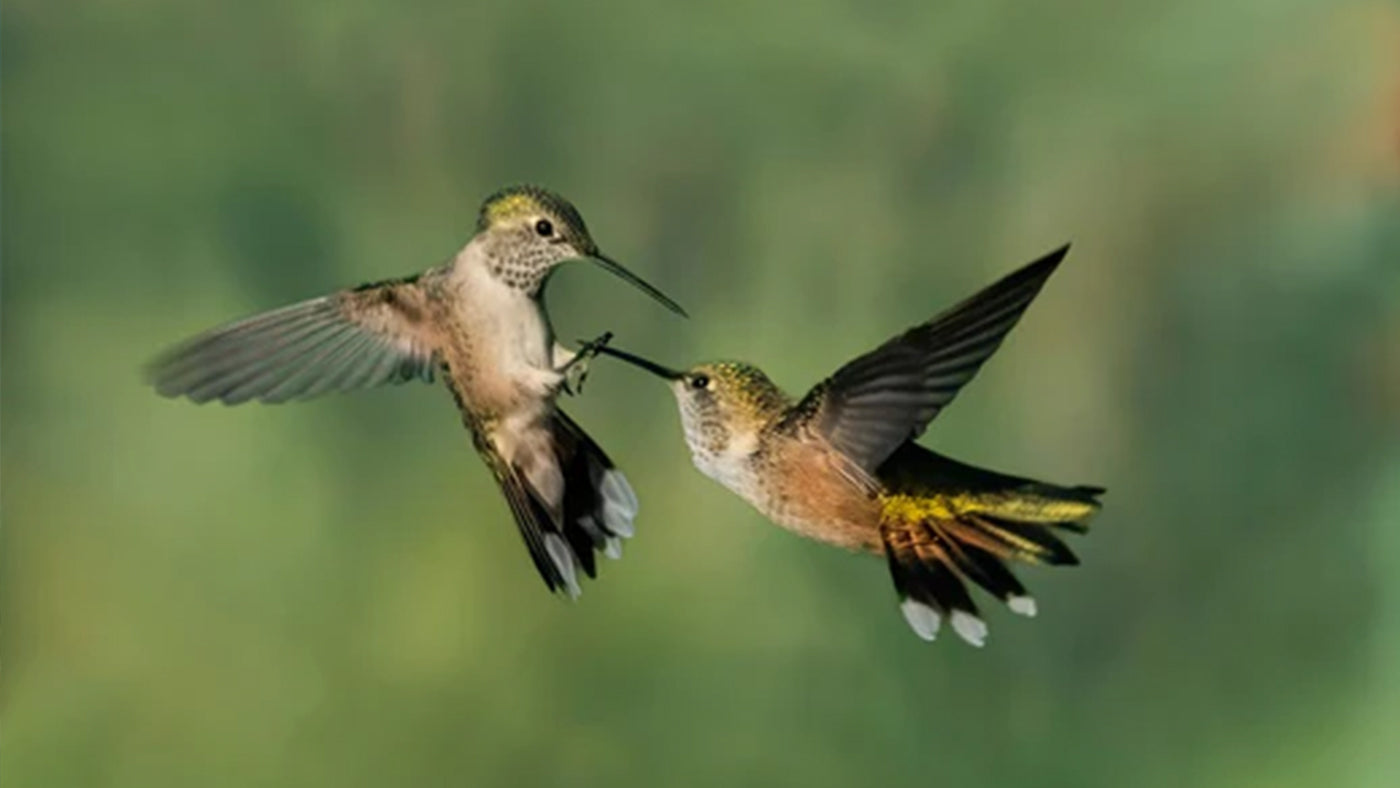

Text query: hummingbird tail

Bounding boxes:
[878,447,1103,646]
[550,409,639,573]
[485,410,639,598]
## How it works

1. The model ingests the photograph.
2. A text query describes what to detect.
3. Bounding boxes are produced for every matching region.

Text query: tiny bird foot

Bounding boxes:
[560,331,614,396]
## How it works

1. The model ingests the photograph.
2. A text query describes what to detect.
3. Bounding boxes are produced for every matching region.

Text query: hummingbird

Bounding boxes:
[147,184,687,597]
[595,245,1102,646]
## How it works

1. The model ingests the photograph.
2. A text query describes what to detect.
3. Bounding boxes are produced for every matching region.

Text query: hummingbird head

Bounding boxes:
[595,347,789,482]
[474,185,686,315]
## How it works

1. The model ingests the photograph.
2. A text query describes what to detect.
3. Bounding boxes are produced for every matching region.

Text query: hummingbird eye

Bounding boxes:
[689,374,710,391]
[534,218,554,238]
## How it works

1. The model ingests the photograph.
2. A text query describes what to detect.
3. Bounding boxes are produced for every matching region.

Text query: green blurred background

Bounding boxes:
[4,1,1399,786]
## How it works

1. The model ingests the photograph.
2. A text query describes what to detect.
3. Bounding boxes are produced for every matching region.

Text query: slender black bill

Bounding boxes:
[589,253,689,318]
[594,345,684,381]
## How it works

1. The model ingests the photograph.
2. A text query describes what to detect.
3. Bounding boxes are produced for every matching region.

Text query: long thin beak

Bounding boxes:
[589,253,689,318]
[594,345,683,381]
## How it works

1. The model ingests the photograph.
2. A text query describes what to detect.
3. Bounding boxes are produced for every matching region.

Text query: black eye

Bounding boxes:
[690,374,710,390]
[534,219,554,237]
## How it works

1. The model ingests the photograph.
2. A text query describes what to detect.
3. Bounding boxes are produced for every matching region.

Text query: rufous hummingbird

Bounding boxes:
[596,245,1102,645]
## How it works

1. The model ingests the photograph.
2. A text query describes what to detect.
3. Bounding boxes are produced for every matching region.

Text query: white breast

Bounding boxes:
[464,260,551,372]
[688,432,761,502]
[448,254,559,415]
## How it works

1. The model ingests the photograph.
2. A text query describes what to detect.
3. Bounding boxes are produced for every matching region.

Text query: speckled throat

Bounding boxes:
[483,238,556,295]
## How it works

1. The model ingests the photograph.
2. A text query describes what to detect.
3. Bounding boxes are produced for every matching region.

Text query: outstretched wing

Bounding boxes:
[788,245,1069,473]
[148,275,441,405]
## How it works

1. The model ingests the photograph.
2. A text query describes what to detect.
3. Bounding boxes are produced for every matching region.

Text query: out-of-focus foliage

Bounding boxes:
[3,1,1398,786]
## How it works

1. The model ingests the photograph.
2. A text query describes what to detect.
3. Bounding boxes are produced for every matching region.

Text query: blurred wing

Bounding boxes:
[148,275,440,405]
[791,245,1068,472]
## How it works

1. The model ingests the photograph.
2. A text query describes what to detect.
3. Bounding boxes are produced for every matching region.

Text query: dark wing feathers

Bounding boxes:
[792,245,1069,472]
[148,276,439,405]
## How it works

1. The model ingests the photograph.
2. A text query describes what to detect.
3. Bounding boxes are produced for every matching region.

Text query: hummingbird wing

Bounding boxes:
[790,245,1068,473]
[148,275,440,405]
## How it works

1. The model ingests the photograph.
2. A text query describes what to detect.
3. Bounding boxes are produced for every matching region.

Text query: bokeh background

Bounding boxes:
[4,1,1399,786]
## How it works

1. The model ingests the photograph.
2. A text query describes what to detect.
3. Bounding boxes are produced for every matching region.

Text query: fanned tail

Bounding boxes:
[878,445,1102,645]
[477,408,638,598]
[551,410,639,577]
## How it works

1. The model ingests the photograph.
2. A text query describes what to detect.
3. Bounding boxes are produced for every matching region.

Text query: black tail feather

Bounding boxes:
[552,410,629,580]
[967,514,1081,566]
[882,524,989,646]
[485,449,569,593]
[941,538,1031,604]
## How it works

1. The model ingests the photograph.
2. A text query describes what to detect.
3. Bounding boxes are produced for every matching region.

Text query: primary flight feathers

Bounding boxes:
[786,244,1068,471]
[148,277,438,405]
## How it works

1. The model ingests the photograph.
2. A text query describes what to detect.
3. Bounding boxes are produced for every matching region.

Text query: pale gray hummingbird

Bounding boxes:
[148,184,686,597]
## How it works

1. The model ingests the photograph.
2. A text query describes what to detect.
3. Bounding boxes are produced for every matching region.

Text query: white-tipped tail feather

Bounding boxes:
[600,470,638,538]
[543,533,582,599]
[1008,595,1038,617]
[900,598,941,641]
[950,611,988,647]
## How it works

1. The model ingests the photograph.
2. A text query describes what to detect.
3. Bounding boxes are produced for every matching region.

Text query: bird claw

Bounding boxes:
[560,331,613,396]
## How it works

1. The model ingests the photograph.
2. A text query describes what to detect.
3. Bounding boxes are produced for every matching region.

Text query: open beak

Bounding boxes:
[589,253,688,318]
[594,345,684,381]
